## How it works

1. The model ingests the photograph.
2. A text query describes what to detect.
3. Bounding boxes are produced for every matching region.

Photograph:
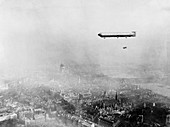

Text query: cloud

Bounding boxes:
[163,7,170,11]
[149,0,170,10]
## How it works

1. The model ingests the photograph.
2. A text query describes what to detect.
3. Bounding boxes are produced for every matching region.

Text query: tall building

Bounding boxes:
[60,64,65,73]
[115,92,118,101]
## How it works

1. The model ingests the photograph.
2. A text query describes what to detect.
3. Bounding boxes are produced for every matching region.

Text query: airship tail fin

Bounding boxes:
[132,31,136,36]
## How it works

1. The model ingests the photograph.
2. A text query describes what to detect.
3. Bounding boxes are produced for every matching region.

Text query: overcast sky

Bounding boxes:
[0,0,170,77]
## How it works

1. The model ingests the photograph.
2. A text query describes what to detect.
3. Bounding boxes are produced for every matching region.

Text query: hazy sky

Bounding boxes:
[0,0,170,76]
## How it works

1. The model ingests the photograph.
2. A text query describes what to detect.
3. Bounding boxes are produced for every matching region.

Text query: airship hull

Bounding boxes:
[98,31,136,38]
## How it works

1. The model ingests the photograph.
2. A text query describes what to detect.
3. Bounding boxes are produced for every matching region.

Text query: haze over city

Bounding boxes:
[0,0,170,80]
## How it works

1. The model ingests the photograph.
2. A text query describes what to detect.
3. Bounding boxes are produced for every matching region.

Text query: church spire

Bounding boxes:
[115,91,118,101]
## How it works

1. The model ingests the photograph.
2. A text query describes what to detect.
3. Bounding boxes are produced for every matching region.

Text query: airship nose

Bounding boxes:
[98,33,101,36]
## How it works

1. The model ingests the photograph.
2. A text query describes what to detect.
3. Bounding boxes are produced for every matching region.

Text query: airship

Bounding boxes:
[98,31,136,39]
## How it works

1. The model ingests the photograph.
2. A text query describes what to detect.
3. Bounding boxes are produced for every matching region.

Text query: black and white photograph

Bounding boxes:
[0,0,170,127]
